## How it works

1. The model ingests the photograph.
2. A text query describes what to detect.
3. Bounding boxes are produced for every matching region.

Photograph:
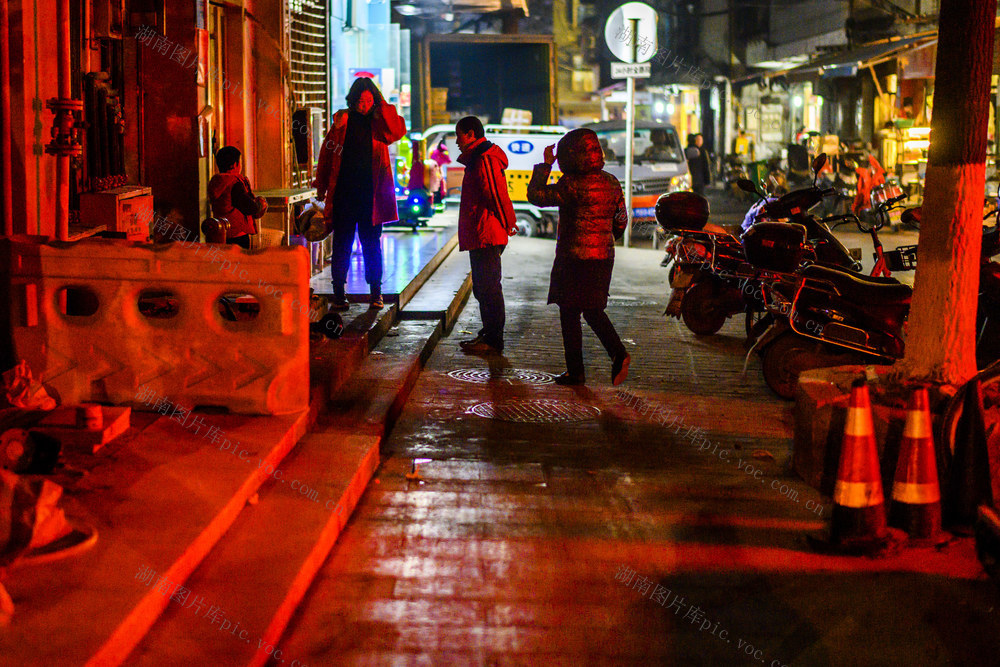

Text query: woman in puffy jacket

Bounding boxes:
[526,128,631,386]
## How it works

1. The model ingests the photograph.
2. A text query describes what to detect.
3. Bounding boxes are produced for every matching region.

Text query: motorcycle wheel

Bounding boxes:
[681,280,729,336]
[761,332,869,400]
[936,359,1000,481]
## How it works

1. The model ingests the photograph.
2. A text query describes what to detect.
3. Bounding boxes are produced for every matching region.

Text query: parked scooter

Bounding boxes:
[661,154,865,339]
[658,193,750,335]
[743,179,913,399]
[739,153,863,273]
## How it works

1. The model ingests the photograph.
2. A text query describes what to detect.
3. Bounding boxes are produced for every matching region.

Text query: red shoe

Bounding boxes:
[612,353,630,386]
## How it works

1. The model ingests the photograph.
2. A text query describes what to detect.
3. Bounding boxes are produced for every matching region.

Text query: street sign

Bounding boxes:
[611,62,651,79]
[605,2,657,248]
[604,2,657,64]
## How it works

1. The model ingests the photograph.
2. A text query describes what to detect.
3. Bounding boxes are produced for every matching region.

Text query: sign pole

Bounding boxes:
[624,17,639,249]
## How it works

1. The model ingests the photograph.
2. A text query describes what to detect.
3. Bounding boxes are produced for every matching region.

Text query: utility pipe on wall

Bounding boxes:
[55,0,71,240]
[45,0,82,240]
[0,0,13,236]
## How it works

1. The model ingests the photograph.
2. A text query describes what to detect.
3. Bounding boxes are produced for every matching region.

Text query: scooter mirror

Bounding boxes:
[737,179,758,194]
[812,153,827,174]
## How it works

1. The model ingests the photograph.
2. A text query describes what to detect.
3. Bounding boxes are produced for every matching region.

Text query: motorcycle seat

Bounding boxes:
[800,264,912,304]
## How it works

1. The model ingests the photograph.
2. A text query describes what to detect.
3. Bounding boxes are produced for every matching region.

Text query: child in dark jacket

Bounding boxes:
[208,146,267,249]
[527,128,630,386]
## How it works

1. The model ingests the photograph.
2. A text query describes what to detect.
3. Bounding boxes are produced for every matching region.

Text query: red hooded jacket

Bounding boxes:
[527,128,627,261]
[457,138,517,251]
[313,104,407,225]
[208,172,259,238]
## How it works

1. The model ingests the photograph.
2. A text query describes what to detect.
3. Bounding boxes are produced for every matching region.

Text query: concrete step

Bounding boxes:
[0,407,315,667]
[309,230,461,403]
[398,242,472,334]
[125,423,380,667]
[1,233,464,667]
[125,320,443,667]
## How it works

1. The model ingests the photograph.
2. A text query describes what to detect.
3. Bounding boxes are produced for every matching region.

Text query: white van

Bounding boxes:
[420,124,568,236]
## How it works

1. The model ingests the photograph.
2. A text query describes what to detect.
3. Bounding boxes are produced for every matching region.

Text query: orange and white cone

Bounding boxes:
[830,378,890,551]
[889,387,945,544]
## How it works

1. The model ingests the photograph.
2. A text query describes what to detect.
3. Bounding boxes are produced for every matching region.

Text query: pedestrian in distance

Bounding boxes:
[208,146,268,249]
[685,133,712,196]
[454,116,518,356]
[313,77,406,311]
[429,140,452,203]
[527,128,631,386]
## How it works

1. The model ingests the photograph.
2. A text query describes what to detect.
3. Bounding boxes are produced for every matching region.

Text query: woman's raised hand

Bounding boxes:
[543,145,556,166]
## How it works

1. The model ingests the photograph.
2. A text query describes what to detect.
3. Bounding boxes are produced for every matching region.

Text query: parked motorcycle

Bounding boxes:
[739,154,863,273]
[660,154,865,339]
[658,193,750,335]
[743,179,913,399]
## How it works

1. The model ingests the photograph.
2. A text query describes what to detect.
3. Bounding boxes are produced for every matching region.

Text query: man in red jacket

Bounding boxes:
[455,116,518,355]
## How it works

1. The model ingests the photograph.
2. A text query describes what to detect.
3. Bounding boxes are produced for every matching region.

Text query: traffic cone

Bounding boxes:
[889,387,945,544]
[944,377,994,534]
[829,378,890,553]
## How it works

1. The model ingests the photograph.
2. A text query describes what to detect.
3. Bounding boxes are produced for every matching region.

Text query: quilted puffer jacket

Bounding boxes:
[526,128,628,260]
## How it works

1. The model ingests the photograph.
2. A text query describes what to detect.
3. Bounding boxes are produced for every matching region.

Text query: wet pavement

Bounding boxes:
[278,235,1000,664]
[310,215,458,298]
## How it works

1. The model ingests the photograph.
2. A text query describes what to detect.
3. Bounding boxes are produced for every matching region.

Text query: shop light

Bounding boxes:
[667,103,675,115]
[654,101,665,114]
[792,95,803,108]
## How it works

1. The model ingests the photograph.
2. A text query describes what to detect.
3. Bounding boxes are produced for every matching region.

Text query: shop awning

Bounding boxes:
[785,33,936,79]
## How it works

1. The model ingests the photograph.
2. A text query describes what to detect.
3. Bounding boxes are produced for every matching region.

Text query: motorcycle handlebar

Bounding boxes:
[874,194,908,211]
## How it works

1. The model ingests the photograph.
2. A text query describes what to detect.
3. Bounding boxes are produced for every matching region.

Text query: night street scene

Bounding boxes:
[5,0,1000,664]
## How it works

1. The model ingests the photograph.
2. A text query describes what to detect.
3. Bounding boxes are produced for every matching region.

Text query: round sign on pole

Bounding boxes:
[604,2,658,64]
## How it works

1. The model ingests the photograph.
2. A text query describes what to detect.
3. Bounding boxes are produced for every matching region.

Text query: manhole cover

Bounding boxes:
[448,368,555,385]
[467,399,601,423]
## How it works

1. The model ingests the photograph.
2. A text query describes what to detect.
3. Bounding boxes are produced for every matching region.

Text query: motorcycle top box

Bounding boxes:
[741,222,807,273]
[655,192,710,231]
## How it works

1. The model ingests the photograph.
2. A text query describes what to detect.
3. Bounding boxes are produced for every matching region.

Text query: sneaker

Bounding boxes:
[612,353,631,386]
[459,335,484,350]
[369,294,384,310]
[462,340,502,356]
[329,295,350,311]
[554,372,585,386]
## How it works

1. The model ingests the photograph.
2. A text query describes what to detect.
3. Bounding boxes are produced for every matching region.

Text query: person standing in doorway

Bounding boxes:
[455,116,518,356]
[313,77,406,310]
[527,128,631,386]
[685,133,712,196]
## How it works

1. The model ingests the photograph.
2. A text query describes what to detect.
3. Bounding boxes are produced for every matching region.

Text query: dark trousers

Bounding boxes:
[331,219,383,293]
[559,306,626,377]
[469,245,506,350]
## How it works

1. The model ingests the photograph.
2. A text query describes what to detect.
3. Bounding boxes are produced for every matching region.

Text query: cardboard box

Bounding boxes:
[430,87,448,110]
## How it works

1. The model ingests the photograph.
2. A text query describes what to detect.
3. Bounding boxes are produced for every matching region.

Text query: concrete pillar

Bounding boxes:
[7,0,60,236]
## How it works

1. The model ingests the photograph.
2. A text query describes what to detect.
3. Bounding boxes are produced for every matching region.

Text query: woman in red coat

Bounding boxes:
[313,77,406,310]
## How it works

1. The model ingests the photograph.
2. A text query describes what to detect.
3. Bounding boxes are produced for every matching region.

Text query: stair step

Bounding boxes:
[126,425,380,667]
[0,409,312,667]
[124,320,444,666]
[398,243,472,333]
